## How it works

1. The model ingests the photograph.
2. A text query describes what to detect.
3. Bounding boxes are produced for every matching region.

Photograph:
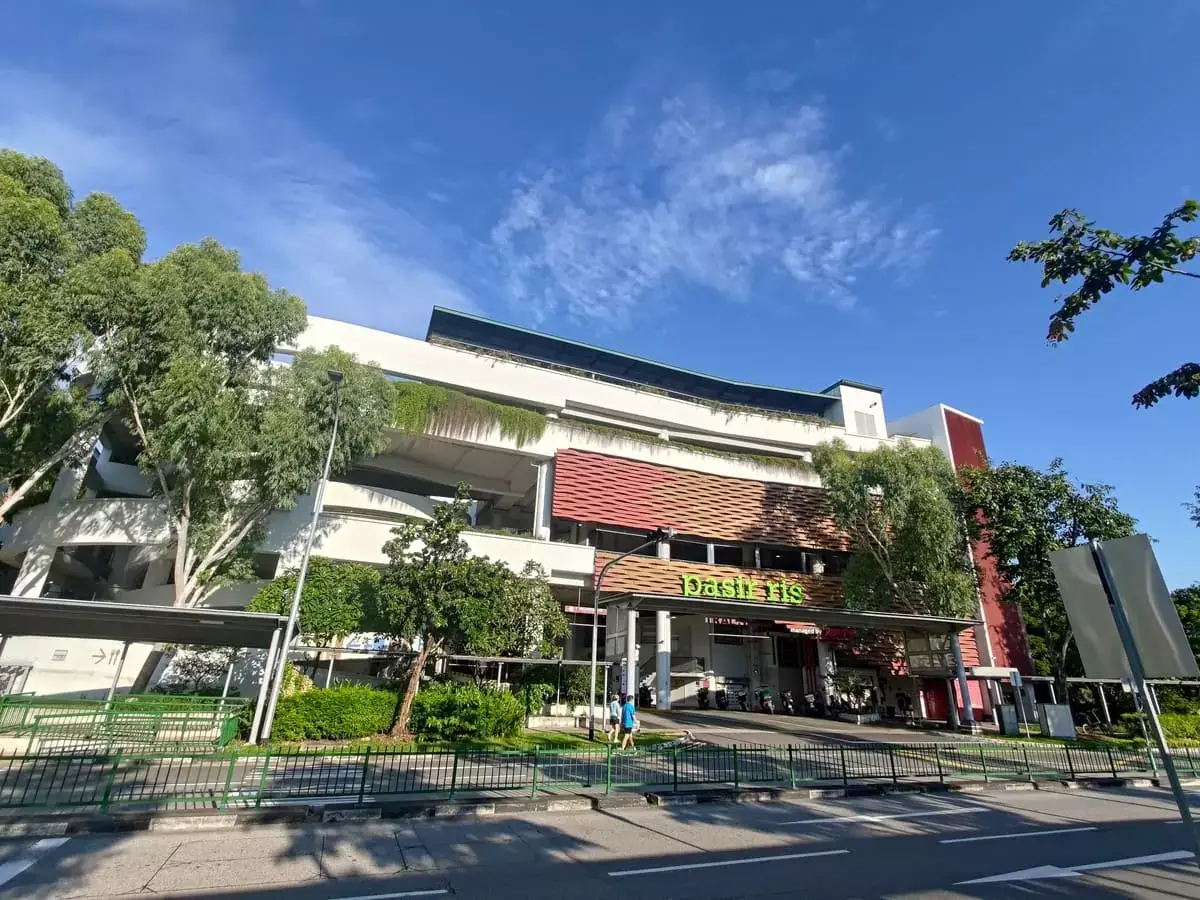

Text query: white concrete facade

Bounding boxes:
[0,310,967,700]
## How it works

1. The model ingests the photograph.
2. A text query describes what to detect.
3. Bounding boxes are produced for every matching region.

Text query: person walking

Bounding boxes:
[619,693,638,751]
[607,694,621,743]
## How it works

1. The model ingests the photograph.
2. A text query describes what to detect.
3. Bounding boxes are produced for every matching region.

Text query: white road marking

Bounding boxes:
[940,826,1098,844]
[330,891,449,900]
[957,850,1194,885]
[0,837,69,888]
[781,804,988,826]
[609,848,849,877]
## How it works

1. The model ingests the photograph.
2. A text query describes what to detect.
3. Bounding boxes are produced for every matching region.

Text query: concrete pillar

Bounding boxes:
[624,608,638,704]
[655,610,671,710]
[142,557,172,590]
[531,460,554,541]
[948,632,975,725]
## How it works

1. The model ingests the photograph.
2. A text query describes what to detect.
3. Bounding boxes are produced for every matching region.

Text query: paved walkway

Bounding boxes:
[637,707,976,746]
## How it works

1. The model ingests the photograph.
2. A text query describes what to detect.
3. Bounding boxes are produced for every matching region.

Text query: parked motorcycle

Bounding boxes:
[697,686,711,709]
[756,688,776,715]
[715,688,729,710]
[638,684,657,708]
[779,689,796,716]
[735,689,749,712]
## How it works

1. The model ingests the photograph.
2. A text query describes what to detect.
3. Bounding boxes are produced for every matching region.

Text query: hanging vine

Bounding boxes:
[391,382,547,447]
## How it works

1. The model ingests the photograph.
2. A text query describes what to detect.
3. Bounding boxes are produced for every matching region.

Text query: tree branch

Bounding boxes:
[1083,240,1200,280]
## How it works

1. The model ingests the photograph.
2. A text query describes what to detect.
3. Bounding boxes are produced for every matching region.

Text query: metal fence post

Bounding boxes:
[357,747,371,805]
[934,745,944,785]
[787,746,797,790]
[672,748,679,793]
[840,747,849,788]
[1065,746,1076,780]
[1022,745,1034,782]
[888,746,898,786]
[978,745,989,783]
[732,745,740,790]
[1186,746,1197,778]
[605,743,612,796]
[531,749,539,798]
[449,749,459,800]
[255,747,273,809]
[219,749,239,810]
[100,751,124,813]
[1107,746,1118,779]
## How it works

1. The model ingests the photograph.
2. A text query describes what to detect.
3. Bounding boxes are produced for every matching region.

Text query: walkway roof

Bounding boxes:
[0,596,287,649]
[604,592,980,635]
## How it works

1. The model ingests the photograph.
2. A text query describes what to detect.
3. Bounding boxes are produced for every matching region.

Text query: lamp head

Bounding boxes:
[327,370,345,384]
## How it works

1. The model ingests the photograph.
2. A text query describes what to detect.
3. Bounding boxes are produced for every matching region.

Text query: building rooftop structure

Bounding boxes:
[426,306,863,418]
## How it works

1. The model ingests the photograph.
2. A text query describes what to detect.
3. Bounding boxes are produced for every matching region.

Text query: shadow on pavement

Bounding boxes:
[9,785,1200,899]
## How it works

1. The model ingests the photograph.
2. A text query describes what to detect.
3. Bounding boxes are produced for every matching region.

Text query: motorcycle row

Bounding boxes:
[694,684,827,716]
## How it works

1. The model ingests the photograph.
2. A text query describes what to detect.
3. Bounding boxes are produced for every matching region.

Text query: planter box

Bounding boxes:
[838,712,881,725]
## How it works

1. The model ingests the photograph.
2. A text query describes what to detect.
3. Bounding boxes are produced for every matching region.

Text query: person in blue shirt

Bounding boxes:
[619,694,638,750]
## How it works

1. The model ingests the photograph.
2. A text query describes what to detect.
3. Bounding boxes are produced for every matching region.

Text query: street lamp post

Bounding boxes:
[257,370,344,744]
[588,526,675,741]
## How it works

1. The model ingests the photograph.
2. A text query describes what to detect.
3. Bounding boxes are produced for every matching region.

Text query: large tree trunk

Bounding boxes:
[390,642,432,739]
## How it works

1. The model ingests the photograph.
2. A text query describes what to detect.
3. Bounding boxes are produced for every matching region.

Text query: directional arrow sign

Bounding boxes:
[92,649,107,665]
[957,850,1194,885]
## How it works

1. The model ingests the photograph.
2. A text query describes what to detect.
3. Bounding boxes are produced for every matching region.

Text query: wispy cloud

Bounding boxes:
[0,6,473,337]
[491,84,936,327]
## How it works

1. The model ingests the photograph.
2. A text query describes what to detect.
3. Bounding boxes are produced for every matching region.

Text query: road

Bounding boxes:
[5,784,1200,898]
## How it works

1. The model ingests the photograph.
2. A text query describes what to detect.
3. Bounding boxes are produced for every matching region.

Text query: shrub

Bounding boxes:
[271,685,399,742]
[409,682,524,741]
[1120,712,1200,741]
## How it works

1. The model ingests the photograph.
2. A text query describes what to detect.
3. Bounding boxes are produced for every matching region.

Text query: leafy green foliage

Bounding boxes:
[88,242,395,607]
[271,684,400,742]
[409,682,524,742]
[392,381,546,447]
[1009,201,1199,408]
[959,458,1136,685]
[1120,712,1200,742]
[1171,584,1200,662]
[367,484,562,737]
[812,441,976,618]
[247,557,377,646]
[0,150,144,524]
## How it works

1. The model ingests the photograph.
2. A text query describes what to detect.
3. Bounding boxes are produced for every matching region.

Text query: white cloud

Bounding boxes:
[0,8,473,337]
[491,84,936,327]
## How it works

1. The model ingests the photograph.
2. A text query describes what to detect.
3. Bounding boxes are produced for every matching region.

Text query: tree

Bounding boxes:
[457,561,567,659]
[366,484,562,738]
[1171,584,1200,662]
[247,557,376,673]
[1009,200,1199,408]
[89,241,395,609]
[0,150,145,524]
[812,441,977,619]
[959,458,1136,692]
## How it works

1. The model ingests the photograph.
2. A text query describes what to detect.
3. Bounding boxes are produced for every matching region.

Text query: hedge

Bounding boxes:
[1120,712,1200,741]
[271,685,400,742]
[409,682,524,741]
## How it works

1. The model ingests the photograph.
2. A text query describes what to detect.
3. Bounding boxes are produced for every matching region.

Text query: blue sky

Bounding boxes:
[3,1,1197,586]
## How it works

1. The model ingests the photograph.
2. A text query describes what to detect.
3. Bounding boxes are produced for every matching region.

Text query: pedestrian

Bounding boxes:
[607,693,621,743]
[619,693,638,751]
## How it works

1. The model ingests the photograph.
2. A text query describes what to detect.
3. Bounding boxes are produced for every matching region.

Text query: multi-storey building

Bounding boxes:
[0,308,1032,724]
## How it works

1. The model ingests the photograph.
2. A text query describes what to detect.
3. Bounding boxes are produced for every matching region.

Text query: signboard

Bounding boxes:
[681,574,805,606]
[1050,535,1199,679]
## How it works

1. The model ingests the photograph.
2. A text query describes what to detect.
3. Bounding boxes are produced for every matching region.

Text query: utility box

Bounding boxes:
[998,705,1022,736]
[1039,703,1077,740]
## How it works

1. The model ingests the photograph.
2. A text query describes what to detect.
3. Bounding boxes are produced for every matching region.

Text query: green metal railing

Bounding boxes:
[0,740,1183,814]
[0,694,251,736]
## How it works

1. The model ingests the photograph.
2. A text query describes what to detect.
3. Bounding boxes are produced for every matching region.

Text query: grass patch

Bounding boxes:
[234,729,682,754]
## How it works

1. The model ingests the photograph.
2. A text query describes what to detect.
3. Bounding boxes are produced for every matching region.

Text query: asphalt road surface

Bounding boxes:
[5,784,1200,898]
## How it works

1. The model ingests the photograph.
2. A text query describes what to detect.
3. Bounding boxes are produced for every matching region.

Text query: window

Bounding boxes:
[712,543,743,566]
[670,539,708,563]
[854,411,878,438]
[776,637,801,668]
[593,528,658,556]
[759,546,807,573]
[51,649,68,662]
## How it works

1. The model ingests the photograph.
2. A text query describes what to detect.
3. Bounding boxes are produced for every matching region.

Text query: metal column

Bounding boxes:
[948,632,975,725]
[655,610,671,710]
[250,627,282,745]
[105,642,132,705]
